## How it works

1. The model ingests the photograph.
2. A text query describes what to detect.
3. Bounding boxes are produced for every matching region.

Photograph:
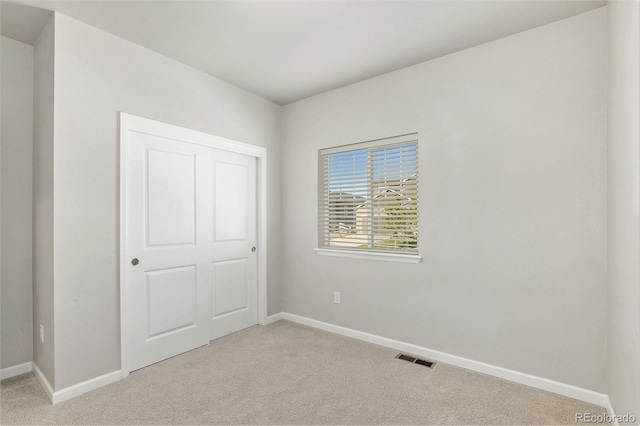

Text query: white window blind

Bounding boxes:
[319,133,419,254]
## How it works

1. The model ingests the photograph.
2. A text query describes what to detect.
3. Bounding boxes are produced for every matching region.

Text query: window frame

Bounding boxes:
[316,133,421,263]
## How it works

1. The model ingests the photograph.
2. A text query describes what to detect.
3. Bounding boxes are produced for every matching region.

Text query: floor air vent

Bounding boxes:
[396,353,436,368]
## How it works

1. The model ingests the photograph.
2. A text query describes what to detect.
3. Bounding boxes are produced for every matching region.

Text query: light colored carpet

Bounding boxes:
[1,320,606,425]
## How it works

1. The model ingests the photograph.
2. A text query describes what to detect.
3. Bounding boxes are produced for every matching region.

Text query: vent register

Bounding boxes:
[396,353,436,368]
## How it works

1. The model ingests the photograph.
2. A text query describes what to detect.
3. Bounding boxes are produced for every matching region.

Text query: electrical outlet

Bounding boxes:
[333,291,341,304]
[40,325,44,343]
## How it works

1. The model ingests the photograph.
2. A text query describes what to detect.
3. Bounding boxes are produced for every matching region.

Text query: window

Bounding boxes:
[318,133,419,257]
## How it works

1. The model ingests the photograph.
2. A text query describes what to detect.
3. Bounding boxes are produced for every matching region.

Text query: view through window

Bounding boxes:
[319,134,418,254]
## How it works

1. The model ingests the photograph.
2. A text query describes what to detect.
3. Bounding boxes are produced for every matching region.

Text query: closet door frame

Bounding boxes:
[118,112,268,378]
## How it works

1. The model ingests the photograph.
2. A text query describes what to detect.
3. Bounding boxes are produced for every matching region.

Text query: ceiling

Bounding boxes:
[1,1,52,45]
[2,0,606,105]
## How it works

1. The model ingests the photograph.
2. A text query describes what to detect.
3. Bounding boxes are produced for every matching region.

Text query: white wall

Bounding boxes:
[50,13,282,390]
[1,36,34,369]
[607,0,640,419]
[281,8,607,392]
[32,16,55,384]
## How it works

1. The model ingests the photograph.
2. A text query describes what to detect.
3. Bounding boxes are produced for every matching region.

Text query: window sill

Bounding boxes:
[314,248,422,264]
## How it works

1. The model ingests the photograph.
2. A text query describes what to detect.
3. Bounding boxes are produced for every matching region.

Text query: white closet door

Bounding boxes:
[125,131,211,372]
[124,123,258,372]
[209,149,257,341]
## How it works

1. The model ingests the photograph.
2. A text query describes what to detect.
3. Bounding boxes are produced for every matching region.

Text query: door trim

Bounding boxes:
[118,112,268,378]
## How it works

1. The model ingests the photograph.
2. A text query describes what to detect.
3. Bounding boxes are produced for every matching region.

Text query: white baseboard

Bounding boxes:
[52,370,121,404]
[265,312,284,324]
[278,312,609,407]
[604,395,618,425]
[33,363,54,403]
[25,313,611,409]
[33,363,121,404]
[1,361,33,380]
